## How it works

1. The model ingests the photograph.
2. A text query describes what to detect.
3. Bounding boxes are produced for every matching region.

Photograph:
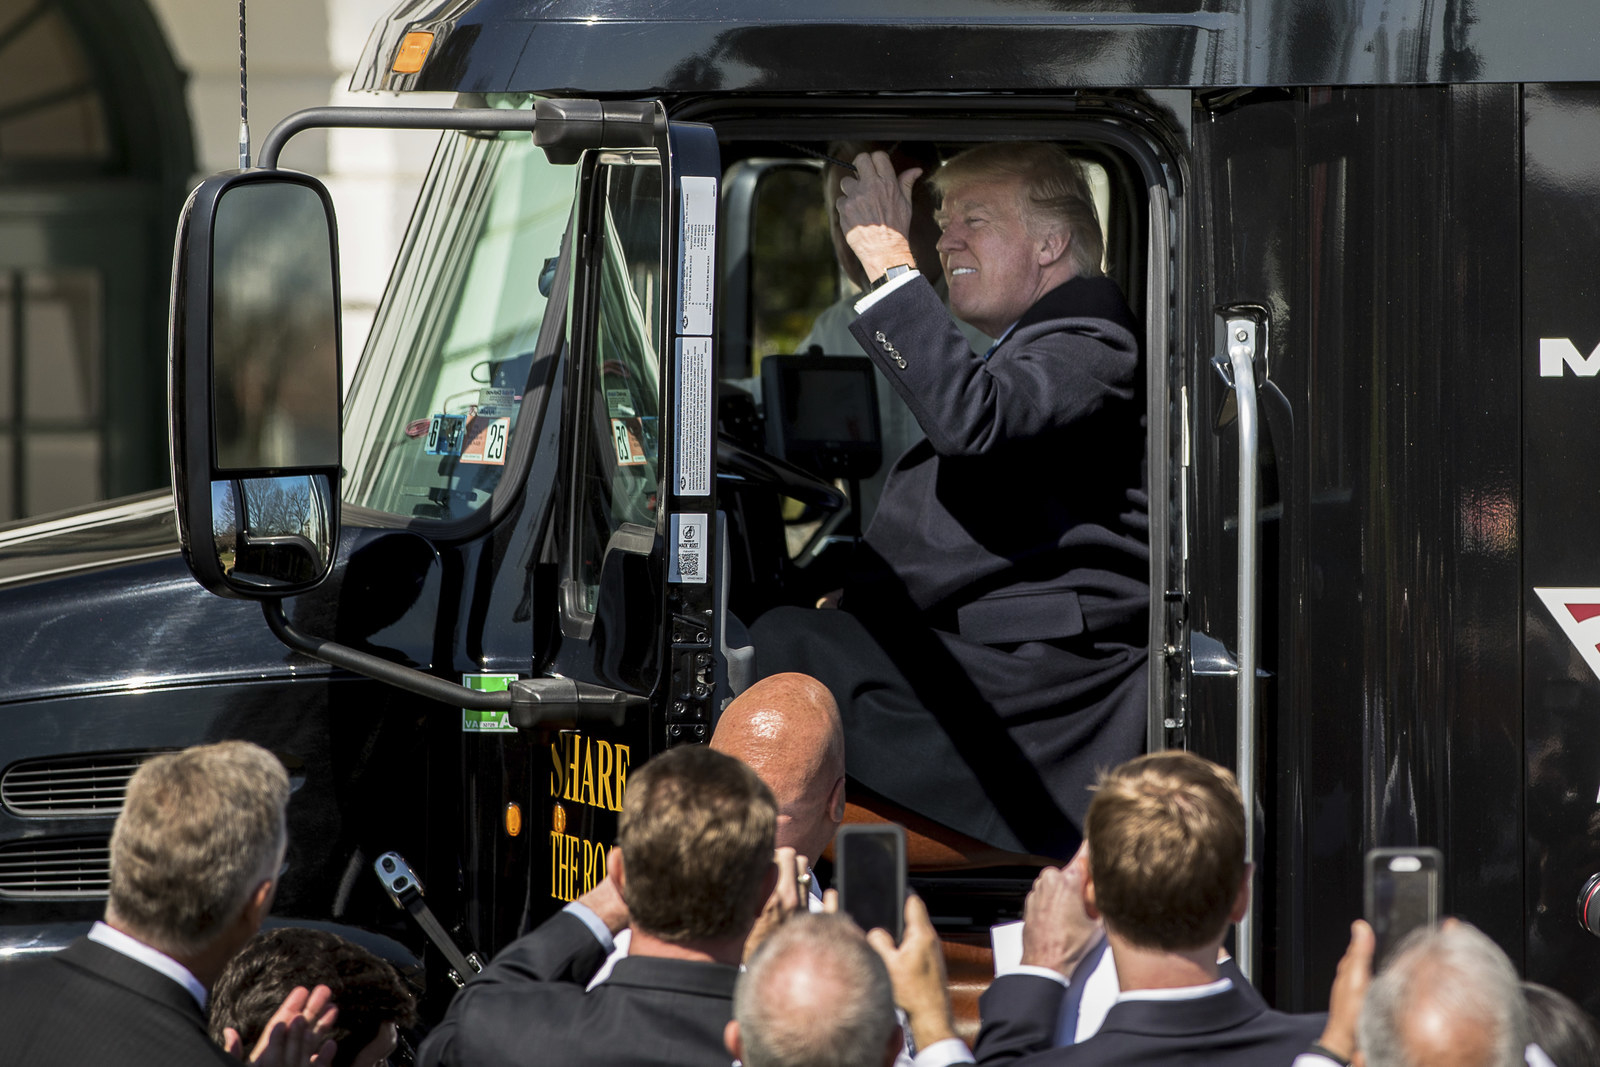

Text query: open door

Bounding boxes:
[496,113,726,939]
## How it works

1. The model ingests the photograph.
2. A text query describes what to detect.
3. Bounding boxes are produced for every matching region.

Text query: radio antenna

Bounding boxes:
[237,0,250,169]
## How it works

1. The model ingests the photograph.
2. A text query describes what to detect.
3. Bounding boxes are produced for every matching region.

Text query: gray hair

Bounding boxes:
[108,741,289,955]
[932,141,1105,279]
[1358,922,1530,1067]
[735,913,897,1067]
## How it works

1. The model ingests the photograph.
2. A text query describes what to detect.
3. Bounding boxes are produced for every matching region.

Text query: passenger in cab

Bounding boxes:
[755,142,1148,857]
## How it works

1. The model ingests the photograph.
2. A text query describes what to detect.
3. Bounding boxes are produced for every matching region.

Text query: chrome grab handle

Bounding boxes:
[1215,316,1260,981]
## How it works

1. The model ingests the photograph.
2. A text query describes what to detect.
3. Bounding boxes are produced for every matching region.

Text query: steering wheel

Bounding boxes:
[717,433,847,511]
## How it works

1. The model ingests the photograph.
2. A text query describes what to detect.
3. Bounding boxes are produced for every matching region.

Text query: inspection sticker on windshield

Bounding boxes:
[462,673,518,733]
[677,175,716,337]
[460,416,510,465]
[612,418,648,467]
[425,413,466,456]
[671,512,708,584]
[675,337,712,496]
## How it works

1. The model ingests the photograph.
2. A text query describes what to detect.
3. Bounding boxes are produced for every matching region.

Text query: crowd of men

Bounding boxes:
[1,139,1597,1066]
[4,680,1596,1066]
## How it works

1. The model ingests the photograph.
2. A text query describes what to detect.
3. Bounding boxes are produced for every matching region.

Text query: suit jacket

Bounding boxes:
[0,936,234,1066]
[977,973,1324,1067]
[417,911,738,1067]
[840,275,1149,840]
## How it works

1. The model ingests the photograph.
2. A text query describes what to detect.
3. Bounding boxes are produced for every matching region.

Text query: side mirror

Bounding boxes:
[169,171,343,598]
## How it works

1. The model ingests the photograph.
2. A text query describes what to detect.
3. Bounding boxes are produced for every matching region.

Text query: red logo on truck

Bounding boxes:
[1534,588,1600,683]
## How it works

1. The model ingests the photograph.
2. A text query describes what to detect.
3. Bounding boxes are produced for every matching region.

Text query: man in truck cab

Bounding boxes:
[755,142,1149,858]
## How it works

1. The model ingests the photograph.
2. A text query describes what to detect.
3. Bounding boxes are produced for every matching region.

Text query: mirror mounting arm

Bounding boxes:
[256,102,658,171]
[261,601,643,724]
[263,599,510,709]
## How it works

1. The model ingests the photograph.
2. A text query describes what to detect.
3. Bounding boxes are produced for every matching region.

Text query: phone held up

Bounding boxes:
[836,823,907,943]
[1364,846,1443,967]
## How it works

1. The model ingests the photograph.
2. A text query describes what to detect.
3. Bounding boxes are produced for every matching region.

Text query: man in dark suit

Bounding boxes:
[0,740,335,1066]
[973,751,1324,1066]
[754,142,1147,857]
[417,745,781,1067]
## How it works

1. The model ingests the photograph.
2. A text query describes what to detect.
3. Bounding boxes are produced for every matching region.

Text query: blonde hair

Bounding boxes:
[932,142,1105,278]
[108,741,289,955]
[1087,751,1246,950]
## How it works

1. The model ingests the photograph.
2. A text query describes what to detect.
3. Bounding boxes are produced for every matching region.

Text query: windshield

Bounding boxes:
[343,129,577,522]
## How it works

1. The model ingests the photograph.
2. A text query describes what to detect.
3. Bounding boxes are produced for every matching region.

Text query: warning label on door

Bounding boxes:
[675,337,712,496]
[677,175,716,337]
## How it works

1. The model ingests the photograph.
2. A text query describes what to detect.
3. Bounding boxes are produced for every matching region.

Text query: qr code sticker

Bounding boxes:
[672,513,708,584]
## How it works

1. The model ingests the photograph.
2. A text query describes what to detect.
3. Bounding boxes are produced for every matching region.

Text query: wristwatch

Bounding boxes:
[869,263,915,291]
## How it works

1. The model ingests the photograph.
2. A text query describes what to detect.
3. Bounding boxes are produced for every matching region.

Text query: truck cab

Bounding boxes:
[4,0,1600,1035]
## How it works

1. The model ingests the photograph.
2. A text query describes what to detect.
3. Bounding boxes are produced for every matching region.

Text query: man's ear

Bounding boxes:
[827,777,847,825]
[1229,863,1255,923]
[1036,226,1070,268]
[242,875,276,933]
[609,847,627,894]
[724,1020,743,1060]
[1083,871,1101,921]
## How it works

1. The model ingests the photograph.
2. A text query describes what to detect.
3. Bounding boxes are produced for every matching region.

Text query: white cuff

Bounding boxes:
[1009,964,1071,987]
[853,269,922,314]
[911,1037,975,1066]
[1292,1056,1342,1067]
[562,900,616,953]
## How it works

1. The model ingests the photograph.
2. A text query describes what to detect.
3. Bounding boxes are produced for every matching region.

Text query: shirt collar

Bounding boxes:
[1115,976,1233,1003]
[88,920,208,1010]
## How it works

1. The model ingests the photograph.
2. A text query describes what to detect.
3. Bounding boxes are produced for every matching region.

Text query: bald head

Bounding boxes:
[713,674,846,863]
[1357,922,1528,1067]
[729,913,899,1067]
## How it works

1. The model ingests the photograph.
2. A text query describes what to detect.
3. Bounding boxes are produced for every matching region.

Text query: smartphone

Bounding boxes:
[1364,846,1443,967]
[836,823,907,942]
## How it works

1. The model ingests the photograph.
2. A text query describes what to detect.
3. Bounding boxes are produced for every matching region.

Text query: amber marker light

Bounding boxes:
[392,31,434,74]
[505,802,523,838]
[550,803,566,835]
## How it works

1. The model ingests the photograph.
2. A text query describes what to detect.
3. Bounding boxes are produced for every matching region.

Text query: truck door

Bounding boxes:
[1191,86,1525,1009]
[460,113,726,955]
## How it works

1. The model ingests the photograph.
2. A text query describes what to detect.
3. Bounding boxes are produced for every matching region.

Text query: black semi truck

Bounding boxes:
[3,0,1600,1031]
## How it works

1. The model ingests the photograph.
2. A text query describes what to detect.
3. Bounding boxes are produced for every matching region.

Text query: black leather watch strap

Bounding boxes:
[869,263,915,291]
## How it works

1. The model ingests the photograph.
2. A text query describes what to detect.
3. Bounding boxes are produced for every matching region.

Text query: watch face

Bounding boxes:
[874,264,913,290]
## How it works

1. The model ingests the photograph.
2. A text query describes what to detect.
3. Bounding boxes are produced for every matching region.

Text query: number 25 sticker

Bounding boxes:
[461,416,510,465]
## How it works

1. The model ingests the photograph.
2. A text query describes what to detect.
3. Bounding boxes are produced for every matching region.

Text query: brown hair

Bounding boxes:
[108,741,289,955]
[1086,751,1246,951]
[619,745,777,943]
[932,141,1105,279]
